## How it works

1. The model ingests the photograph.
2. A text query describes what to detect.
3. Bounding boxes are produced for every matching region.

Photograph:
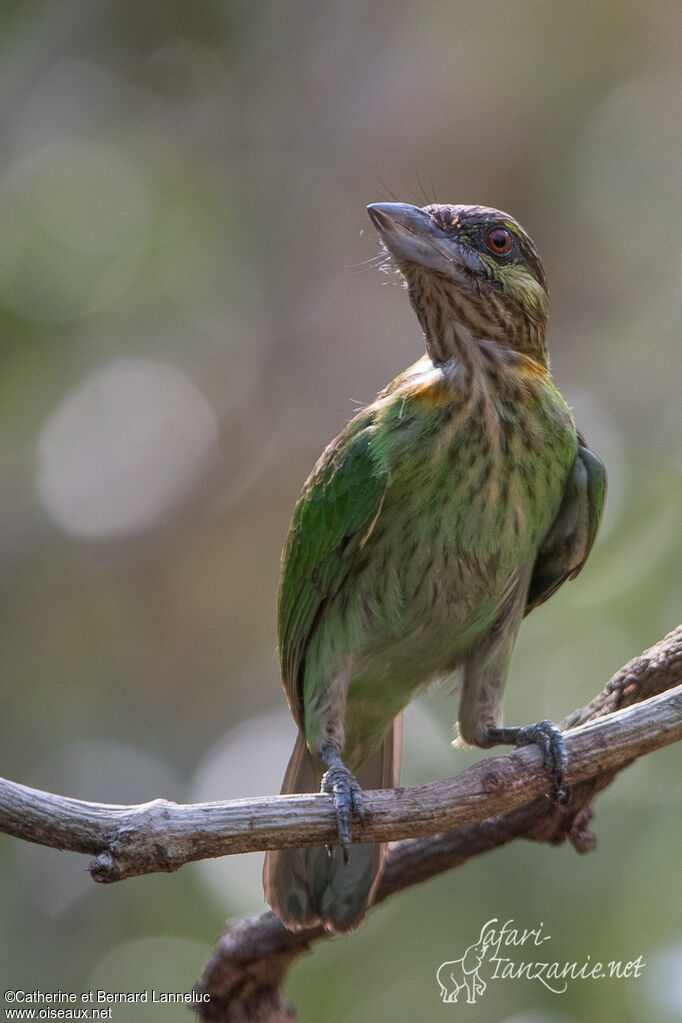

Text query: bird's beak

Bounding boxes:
[367,202,468,280]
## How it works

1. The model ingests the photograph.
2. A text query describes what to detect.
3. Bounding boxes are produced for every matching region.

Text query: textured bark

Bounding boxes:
[0,627,680,1021]
[1,665,680,881]
[193,626,682,1022]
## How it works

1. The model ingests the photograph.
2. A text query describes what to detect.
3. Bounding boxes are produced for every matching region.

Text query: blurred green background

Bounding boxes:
[1,2,681,1021]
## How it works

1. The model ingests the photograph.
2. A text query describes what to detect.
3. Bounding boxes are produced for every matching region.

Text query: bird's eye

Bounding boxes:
[485,228,512,255]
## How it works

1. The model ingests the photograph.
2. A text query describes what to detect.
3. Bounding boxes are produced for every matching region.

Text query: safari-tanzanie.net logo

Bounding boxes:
[436,918,645,1004]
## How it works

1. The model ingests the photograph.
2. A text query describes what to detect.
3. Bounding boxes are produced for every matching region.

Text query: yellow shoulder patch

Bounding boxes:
[515,353,549,380]
[408,375,454,408]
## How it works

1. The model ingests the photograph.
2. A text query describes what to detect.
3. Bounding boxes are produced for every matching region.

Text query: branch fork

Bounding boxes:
[1,625,681,1022]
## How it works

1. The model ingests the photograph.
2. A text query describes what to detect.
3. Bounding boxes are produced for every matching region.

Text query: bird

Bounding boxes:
[263,200,606,934]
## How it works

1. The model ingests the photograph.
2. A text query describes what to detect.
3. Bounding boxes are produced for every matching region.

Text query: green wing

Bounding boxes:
[278,417,388,724]
[525,440,606,615]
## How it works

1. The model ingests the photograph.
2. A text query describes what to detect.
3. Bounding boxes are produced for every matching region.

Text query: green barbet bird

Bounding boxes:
[263,201,605,933]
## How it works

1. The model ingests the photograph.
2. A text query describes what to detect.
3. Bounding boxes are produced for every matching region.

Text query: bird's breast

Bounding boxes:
[362,362,577,631]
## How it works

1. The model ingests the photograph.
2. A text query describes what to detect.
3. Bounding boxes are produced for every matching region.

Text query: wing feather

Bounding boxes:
[277,417,388,723]
[525,441,606,615]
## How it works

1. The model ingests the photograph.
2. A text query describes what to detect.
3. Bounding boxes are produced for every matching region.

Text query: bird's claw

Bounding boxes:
[321,763,364,857]
[514,720,569,803]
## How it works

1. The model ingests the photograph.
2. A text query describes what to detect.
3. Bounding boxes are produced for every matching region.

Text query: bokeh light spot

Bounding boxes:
[36,358,218,538]
[190,710,297,914]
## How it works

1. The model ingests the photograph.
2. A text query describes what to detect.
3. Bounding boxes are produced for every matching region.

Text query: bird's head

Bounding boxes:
[367,202,549,367]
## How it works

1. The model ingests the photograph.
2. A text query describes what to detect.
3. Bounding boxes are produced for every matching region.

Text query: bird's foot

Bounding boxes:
[320,748,364,861]
[487,720,570,805]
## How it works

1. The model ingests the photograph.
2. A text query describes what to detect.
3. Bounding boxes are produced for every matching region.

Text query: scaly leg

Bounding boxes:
[486,720,570,804]
[459,579,569,802]
[319,744,364,860]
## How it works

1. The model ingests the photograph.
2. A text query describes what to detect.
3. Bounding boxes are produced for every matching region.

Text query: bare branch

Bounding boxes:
[193,625,682,1022]
[1,627,681,1022]
[0,677,679,882]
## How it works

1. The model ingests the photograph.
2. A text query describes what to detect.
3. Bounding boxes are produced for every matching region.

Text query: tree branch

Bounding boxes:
[0,680,679,881]
[192,625,682,1022]
[1,627,681,1022]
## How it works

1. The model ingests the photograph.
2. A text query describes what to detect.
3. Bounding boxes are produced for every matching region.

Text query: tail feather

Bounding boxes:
[263,716,402,933]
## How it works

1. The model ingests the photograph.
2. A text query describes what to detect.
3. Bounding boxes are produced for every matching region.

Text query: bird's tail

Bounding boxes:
[263,715,402,933]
